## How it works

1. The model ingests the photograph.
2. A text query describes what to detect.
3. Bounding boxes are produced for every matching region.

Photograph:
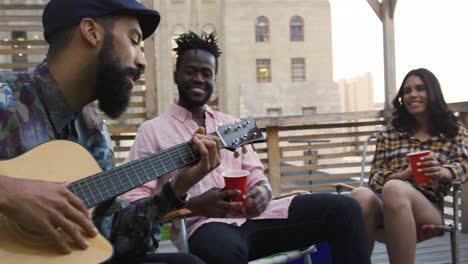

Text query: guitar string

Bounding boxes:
[69,143,196,207]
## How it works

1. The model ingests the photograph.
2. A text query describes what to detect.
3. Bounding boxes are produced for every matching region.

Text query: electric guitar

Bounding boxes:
[0,116,264,264]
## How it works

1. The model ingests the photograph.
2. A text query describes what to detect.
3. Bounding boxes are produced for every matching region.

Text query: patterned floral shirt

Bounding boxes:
[0,61,114,171]
[369,124,468,207]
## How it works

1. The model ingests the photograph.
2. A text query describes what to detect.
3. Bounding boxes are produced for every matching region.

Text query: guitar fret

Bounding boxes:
[140,163,152,182]
[157,153,168,173]
[167,151,177,169]
[176,145,186,164]
[185,144,196,160]
[121,166,136,189]
[82,177,98,205]
[131,165,143,185]
[97,174,112,198]
[112,168,126,197]
[102,171,120,199]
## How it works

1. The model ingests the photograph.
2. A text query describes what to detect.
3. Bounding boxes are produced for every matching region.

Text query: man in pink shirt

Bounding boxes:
[121,32,370,264]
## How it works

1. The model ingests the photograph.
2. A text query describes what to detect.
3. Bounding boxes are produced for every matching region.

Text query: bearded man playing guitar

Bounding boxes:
[0,1,221,263]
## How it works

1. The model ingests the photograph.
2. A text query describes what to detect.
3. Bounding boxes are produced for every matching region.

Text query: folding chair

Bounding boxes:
[160,191,316,264]
[333,133,461,264]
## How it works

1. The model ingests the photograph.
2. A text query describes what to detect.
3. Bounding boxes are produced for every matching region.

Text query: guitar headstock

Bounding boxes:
[217,116,265,152]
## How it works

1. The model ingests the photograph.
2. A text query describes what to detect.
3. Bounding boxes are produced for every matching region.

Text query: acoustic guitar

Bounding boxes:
[0,116,264,264]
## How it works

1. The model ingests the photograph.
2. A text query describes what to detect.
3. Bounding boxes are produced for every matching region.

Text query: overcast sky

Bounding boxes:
[330,0,468,103]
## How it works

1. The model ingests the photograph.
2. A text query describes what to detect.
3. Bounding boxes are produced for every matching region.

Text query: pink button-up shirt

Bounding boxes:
[120,104,292,241]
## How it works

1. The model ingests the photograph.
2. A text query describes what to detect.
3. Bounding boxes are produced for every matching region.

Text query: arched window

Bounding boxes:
[255,16,270,42]
[202,24,216,35]
[290,16,304,41]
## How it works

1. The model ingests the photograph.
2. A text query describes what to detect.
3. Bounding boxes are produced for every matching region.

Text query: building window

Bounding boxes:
[202,24,216,35]
[255,16,270,42]
[302,106,317,115]
[291,58,305,82]
[267,108,282,117]
[12,31,27,71]
[256,58,271,83]
[290,16,304,41]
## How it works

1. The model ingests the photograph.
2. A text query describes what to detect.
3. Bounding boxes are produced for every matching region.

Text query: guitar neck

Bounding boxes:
[66,115,264,208]
[68,141,201,208]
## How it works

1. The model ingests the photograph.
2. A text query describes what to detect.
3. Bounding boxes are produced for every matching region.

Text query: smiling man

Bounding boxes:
[120,32,370,264]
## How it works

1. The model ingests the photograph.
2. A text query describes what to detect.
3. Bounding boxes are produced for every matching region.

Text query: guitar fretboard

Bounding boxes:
[68,143,198,208]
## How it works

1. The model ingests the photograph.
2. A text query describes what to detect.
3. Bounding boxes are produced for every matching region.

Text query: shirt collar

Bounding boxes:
[34,61,75,132]
[168,103,215,123]
[394,127,445,141]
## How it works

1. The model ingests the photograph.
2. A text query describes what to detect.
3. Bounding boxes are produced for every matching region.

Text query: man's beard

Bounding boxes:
[177,87,213,108]
[95,34,141,119]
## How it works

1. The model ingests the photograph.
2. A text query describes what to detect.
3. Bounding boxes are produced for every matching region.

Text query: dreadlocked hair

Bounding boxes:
[173,31,222,73]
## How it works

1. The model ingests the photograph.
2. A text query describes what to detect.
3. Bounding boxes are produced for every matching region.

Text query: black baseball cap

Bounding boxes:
[42,0,160,42]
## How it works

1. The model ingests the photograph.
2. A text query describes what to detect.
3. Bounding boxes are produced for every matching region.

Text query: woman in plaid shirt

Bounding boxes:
[349,68,467,264]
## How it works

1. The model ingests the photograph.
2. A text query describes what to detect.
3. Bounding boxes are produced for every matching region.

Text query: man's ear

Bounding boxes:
[79,18,103,47]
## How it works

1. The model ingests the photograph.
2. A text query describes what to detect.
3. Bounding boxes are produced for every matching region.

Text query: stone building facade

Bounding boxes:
[153,0,340,117]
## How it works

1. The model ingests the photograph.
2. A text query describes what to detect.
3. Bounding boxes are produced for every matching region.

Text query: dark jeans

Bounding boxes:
[188,193,369,264]
[109,252,205,264]
[142,252,205,264]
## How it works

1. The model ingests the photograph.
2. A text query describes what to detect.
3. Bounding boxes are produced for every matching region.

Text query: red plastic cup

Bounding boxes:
[407,150,432,184]
[222,170,249,211]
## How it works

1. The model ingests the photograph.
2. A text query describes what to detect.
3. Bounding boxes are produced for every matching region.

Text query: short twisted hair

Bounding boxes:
[173,31,222,73]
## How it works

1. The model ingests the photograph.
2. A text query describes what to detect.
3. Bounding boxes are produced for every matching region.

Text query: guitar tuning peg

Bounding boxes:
[251,144,256,152]
[234,150,240,158]
[242,146,248,154]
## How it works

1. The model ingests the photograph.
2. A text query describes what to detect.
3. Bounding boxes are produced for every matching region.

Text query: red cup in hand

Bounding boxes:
[222,170,248,211]
[407,150,432,184]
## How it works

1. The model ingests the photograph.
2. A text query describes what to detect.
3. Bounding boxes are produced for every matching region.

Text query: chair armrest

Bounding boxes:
[273,190,309,200]
[452,179,462,187]
[333,183,356,192]
[159,208,192,224]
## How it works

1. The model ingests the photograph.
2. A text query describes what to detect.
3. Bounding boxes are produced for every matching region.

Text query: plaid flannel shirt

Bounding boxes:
[369,124,468,208]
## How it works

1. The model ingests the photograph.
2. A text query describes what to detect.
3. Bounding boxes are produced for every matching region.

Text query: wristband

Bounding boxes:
[162,181,190,209]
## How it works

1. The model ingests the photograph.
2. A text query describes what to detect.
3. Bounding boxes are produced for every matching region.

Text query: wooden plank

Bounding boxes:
[281,183,359,193]
[367,0,382,21]
[0,4,45,10]
[108,125,138,134]
[115,157,125,164]
[0,40,47,46]
[0,16,41,22]
[114,146,132,152]
[0,25,43,31]
[266,127,281,196]
[280,162,365,173]
[0,62,38,69]
[256,110,383,127]
[0,48,47,55]
[111,136,136,142]
[279,141,372,152]
[128,101,145,108]
[280,172,363,183]
[260,120,385,132]
[280,130,379,141]
[280,151,363,162]
[131,90,146,97]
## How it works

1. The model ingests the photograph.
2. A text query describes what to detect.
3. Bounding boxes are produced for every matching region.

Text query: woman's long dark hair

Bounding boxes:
[391,68,459,138]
